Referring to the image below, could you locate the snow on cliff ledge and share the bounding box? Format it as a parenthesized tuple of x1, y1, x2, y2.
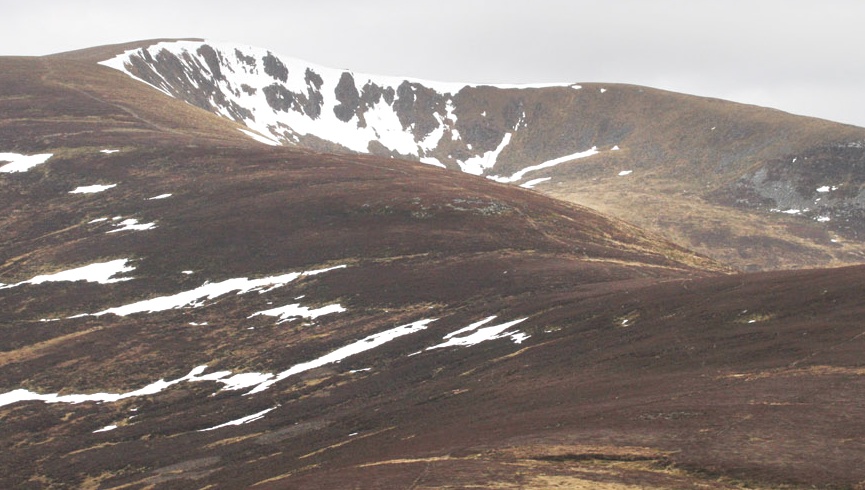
(99, 40, 576, 175)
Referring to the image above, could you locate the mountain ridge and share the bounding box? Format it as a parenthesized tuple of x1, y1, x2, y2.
(88, 39, 865, 271)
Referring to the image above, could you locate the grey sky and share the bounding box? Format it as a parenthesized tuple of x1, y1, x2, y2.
(2, 0, 864, 127)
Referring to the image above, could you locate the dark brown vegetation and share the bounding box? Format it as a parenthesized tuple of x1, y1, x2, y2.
(1, 45, 865, 489)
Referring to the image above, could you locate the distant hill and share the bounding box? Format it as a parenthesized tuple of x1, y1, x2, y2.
(71, 39, 865, 271)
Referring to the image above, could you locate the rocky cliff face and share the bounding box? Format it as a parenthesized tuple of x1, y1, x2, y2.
(102, 41, 506, 165)
(718, 142, 865, 238)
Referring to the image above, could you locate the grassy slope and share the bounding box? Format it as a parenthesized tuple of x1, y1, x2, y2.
(457, 83, 865, 271)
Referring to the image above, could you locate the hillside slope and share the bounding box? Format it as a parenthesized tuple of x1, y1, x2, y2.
(75, 39, 865, 271)
(2, 49, 865, 489)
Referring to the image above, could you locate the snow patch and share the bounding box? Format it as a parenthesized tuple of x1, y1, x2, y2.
(249, 302, 346, 324)
(0, 259, 134, 289)
(771, 208, 808, 215)
(426, 316, 529, 350)
(419, 157, 446, 168)
(106, 219, 156, 233)
(618, 170, 633, 176)
(513, 111, 527, 130)
(147, 193, 172, 200)
(93, 425, 118, 433)
(457, 133, 512, 175)
(70, 184, 116, 194)
(100, 149, 120, 154)
(215, 372, 272, 391)
(0, 152, 53, 173)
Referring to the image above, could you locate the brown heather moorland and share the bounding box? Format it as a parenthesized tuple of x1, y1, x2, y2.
(1, 43, 864, 488)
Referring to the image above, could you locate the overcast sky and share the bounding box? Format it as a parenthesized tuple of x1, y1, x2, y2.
(2, 0, 864, 127)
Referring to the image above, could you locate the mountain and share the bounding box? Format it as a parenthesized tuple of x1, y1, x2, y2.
(1, 41, 865, 488)
(65, 39, 865, 272)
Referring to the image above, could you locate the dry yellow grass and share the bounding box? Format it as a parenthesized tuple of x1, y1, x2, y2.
(0, 327, 103, 367)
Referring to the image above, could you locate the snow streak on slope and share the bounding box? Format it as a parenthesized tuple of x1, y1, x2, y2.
(70, 184, 117, 194)
(249, 302, 346, 324)
(245, 319, 436, 394)
(0, 365, 231, 406)
(489, 147, 600, 183)
(520, 177, 551, 189)
(0, 319, 436, 407)
(74, 265, 346, 317)
(0, 259, 135, 289)
(238, 128, 280, 146)
(199, 407, 278, 432)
